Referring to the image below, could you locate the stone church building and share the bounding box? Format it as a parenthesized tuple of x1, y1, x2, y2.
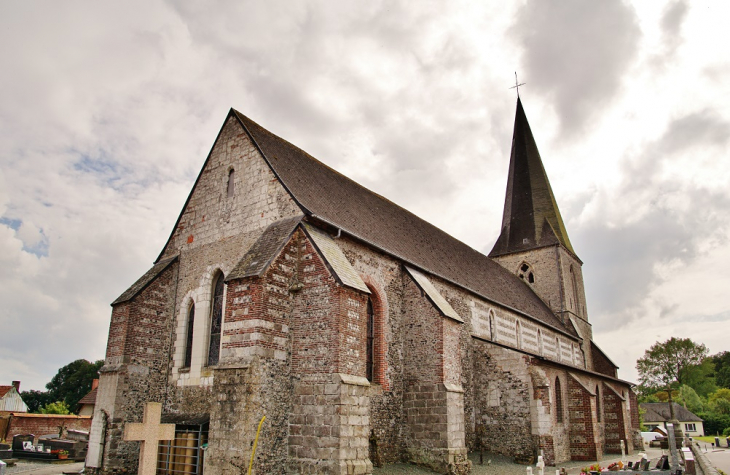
(87, 99, 639, 475)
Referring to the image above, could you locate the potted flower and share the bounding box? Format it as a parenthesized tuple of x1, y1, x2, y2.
(58, 450, 69, 460)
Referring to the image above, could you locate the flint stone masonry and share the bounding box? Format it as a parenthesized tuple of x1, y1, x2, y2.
(90, 105, 638, 475)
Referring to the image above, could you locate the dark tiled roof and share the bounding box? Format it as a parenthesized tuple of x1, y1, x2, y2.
(640, 402, 703, 422)
(78, 388, 97, 406)
(233, 110, 573, 336)
(226, 216, 302, 281)
(112, 256, 178, 305)
(0, 386, 12, 398)
(490, 98, 575, 257)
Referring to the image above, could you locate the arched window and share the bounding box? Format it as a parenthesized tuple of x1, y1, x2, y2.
(570, 265, 579, 314)
(596, 386, 602, 422)
(366, 297, 375, 382)
(489, 310, 496, 340)
(207, 272, 225, 366)
(555, 377, 563, 423)
(183, 303, 195, 368)
(518, 262, 535, 284)
(537, 329, 543, 354)
(515, 320, 522, 348)
(227, 168, 235, 198)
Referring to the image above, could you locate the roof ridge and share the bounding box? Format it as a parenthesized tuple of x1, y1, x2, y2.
(231, 110, 470, 241)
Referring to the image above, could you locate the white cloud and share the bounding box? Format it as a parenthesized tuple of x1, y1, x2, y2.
(0, 0, 729, 391)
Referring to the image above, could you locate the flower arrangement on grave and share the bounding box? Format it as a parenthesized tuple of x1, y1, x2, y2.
(57, 449, 69, 459)
(606, 461, 624, 471)
(579, 464, 603, 474)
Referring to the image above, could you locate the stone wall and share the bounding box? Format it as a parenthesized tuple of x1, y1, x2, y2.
(471, 341, 534, 464)
(568, 376, 598, 461)
(160, 116, 300, 260)
(92, 261, 179, 472)
(3, 414, 91, 441)
(602, 383, 626, 454)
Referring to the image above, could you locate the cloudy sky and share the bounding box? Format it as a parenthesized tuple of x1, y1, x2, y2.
(2, 0, 729, 391)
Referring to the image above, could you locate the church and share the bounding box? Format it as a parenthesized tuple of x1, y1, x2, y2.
(86, 99, 640, 475)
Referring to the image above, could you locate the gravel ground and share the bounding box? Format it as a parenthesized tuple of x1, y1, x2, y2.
(2, 460, 83, 475)
(374, 447, 669, 475)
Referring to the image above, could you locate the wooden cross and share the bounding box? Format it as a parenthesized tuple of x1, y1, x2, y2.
(509, 72, 526, 97)
(123, 402, 175, 475)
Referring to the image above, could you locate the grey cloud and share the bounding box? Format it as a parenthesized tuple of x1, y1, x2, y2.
(655, 0, 688, 66)
(510, 0, 641, 136)
(575, 107, 730, 330)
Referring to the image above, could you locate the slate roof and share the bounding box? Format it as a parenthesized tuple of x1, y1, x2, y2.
(78, 388, 97, 406)
(226, 216, 303, 281)
(112, 256, 178, 305)
(490, 98, 575, 258)
(232, 109, 575, 337)
(640, 402, 703, 422)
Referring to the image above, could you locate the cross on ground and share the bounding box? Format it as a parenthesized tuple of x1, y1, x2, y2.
(124, 402, 175, 475)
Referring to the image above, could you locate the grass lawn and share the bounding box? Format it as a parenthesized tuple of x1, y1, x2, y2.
(694, 435, 724, 443)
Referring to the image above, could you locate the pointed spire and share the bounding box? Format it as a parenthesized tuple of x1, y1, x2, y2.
(489, 98, 575, 257)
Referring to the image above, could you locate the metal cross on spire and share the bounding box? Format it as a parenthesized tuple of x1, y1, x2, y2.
(509, 72, 526, 97)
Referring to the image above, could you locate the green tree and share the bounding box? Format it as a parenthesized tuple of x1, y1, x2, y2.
(637, 337, 709, 420)
(708, 388, 730, 415)
(676, 385, 704, 414)
(40, 401, 71, 415)
(19, 389, 54, 413)
(45, 359, 104, 411)
(681, 358, 718, 397)
(712, 351, 730, 389)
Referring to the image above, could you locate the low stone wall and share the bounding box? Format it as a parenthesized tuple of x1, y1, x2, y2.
(3, 413, 92, 441)
(690, 442, 720, 475)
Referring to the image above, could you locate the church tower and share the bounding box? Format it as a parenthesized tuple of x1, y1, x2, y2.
(489, 98, 594, 365)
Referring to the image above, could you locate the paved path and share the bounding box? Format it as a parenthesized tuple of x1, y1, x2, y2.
(704, 447, 730, 474)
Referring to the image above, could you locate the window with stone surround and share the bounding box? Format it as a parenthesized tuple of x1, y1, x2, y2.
(366, 297, 374, 382)
(570, 265, 579, 315)
(363, 281, 388, 389)
(183, 303, 195, 368)
(207, 272, 225, 366)
(227, 168, 235, 198)
(555, 377, 563, 423)
(518, 262, 535, 284)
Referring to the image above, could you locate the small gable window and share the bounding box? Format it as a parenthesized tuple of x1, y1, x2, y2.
(227, 168, 235, 198)
(183, 303, 195, 368)
(518, 263, 535, 284)
(207, 272, 225, 366)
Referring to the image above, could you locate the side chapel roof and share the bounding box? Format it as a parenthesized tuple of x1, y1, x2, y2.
(231, 110, 574, 336)
(489, 98, 575, 258)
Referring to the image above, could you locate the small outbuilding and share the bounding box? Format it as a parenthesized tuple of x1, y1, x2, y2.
(640, 402, 704, 437)
(0, 381, 28, 414)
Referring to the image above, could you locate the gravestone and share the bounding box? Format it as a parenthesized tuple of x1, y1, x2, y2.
(640, 458, 651, 470)
(11, 435, 34, 453)
(655, 455, 670, 469)
(123, 402, 175, 475)
(0, 442, 11, 460)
